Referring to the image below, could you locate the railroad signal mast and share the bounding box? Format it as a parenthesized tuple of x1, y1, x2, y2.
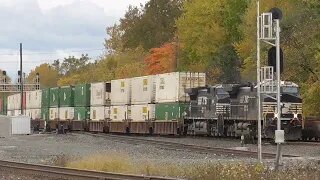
(257, 1, 284, 169)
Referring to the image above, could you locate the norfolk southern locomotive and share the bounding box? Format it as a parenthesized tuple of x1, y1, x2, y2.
(184, 81, 302, 140)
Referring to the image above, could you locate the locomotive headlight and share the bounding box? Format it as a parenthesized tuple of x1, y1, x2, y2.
(294, 113, 298, 119)
(274, 113, 278, 118)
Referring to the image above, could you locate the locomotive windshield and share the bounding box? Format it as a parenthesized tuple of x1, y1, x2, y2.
(282, 86, 299, 94)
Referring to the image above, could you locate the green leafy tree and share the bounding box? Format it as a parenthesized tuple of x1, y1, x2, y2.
(27, 63, 59, 88)
(176, 0, 247, 82)
(105, 0, 183, 52)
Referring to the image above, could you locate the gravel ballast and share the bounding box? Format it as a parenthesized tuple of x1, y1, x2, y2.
(0, 133, 318, 169)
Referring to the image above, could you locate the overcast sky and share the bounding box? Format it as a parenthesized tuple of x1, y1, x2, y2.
(0, 0, 148, 80)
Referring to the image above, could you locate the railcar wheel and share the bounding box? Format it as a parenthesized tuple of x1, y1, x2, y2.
(125, 127, 130, 134)
(149, 127, 153, 135)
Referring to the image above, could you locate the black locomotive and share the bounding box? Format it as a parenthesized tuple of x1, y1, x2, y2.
(184, 81, 302, 140)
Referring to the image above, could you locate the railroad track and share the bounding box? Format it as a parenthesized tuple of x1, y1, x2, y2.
(285, 141, 320, 146)
(83, 132, 298, 159)
(0, 160, 179, 180)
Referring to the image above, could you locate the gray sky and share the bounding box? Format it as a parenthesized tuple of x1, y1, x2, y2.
(0, 0, 148, 79)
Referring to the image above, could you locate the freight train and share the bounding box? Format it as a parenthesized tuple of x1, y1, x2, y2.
(0, 72, 308, 140)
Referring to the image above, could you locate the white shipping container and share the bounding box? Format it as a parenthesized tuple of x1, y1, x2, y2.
(59, 107, 74, 120)
(111, 78, 131, 105)
(91, 82, 110, 106)
(90, 106, 105, 121)
(131, 104, 155, 122)
(131, 76, 155, 104)
(26, 90, 42, 109)
(110, 105, 131, 122)
(155, 72, 206, 103)
(49, 108, 59, 120)
(11, 115, 31, 135)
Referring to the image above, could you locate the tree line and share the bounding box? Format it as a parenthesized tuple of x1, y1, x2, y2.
(24, 0, 320, 116)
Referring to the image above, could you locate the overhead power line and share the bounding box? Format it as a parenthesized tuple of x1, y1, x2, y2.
(0, 48, 105, 56)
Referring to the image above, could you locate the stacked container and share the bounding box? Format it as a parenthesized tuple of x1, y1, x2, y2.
(49, 87, 59, 120)
(74, 84, 90, 121)
(7, 93, 26, 116)
(130, 76, 155, 134)
(90, 82, 111, 121)
(26, 90, 42, 119)
(89, 82, 111, 132)
(41, 88, 50, 121)
(58, 86, 75, 120)
(73, 84, 90, 130)
(154, 72, 206, 134)
(109, 79, 132, 133)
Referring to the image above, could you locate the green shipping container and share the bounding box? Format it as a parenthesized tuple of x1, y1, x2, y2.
(74, 107, 90, 120)
(49, 87, 60, 107)
(41, 107, 49, 120)
(74, 84, 90, 107)
(0, 96, 7, 115)
(42, 88, 50, 108)
(59, 86, 75, 107)
(3, 96, 7, 115)
(155, 103, 188, 121)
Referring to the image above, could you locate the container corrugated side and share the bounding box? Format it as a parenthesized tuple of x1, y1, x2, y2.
(7, 95, 13, 110)
(59, 86, 75, 107)
(26, 90, 42, 109)
(49, 107, 59, 120)
(31, 109, 41, 119)
(90, 82, 106, 106)
(104, 106, 111, 119)
(155, 72, 206, 103)
(74, 84, 91, 107)
(131, 104, 155, 122)
(3, 96, 7, 115)
(74, 107, 90, 121)
(110, 105, 130, 122)
(26, 91, 31, 109)
(49, 87, 60, 107)
(41, 88, 50, 108)
(59, 107, 74, 120)
(110, 79, 131, 105)
(11, 116, 31, 135)
(25, 109, 31, 118)
(155, 102, 188, 121)
(131, 76, 155, 104)
(13, 93, 26, 110)
(90, 106, 105, 121)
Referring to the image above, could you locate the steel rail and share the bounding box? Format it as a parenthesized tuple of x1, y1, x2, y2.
(0, 160, 179, 180)
(84, 133, 299, 159)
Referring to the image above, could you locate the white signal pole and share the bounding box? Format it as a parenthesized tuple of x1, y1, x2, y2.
(275, 18, 282, 171)
(256, 0, 262, 162)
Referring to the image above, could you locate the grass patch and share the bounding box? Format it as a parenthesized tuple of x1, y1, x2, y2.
(66, 153, 320, 179)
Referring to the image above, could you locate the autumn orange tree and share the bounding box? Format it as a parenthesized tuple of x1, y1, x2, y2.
(144, 43, 176, 75)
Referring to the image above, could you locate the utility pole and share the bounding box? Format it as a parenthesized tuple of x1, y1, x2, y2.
(20, 43, 23, 115)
